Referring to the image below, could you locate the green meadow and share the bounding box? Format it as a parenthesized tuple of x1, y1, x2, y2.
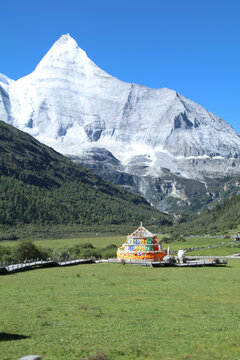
(1, 234, 238, 253)
(186, 244, 240, 256)
(0, 234, 125, 251)
(1, 260, 240, 360)
(2, 233, 240, 264)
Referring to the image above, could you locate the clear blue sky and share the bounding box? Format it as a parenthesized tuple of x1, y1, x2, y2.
(1, 0, 240, 132)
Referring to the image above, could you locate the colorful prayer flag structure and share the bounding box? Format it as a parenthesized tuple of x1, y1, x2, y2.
(117, 224, 167, 262)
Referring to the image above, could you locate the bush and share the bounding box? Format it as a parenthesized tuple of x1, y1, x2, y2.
(0, 245, 13, 263)
(0, 240, 52, 264)
(80, 248, 101, 259)
(101, 249, 117, 259)
(80, 243, 95, 249)
(161, 236, 171, 243)
(104, 244, 118, 250)
(13, 239, 50, 261)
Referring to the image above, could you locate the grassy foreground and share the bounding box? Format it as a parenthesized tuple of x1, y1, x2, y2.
(1, 261, 240, 360)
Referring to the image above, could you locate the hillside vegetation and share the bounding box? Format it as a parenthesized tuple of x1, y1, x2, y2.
(171, 193, 240, 235)
(0, 120, 172, 234)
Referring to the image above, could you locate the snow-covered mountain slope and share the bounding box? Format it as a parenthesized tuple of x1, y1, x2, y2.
(0, 74, 13, 123)
(2, 34, 240, 212)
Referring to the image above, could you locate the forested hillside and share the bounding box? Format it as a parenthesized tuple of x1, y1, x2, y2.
(171, 193, 240, 235)
(0, 121, 172, 230)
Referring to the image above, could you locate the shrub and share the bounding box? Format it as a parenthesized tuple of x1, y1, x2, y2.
(0, 245, 13, 263)
(80, 243, 95, 249)
(161, 236, 171, 243)
(81, 248, 101, 259)
(13, 239, 50, 261)
(104, 244, 118, 250)
(101, 249, 117, 259)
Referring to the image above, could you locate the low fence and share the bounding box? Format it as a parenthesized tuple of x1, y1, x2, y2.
(0, 258, 95, 275)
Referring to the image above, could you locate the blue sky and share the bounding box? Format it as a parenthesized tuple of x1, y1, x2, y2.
(1, 0, 240, 132)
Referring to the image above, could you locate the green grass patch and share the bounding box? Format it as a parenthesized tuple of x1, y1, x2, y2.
(0, 235, 125, 250)
(0, 234, 228, 251)
(187, 244, 240, 256)
(1, 261, 240, 359)
(165, 236, 224, 248)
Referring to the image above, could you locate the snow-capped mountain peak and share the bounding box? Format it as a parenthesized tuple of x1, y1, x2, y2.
(1, 34, 240, 212)
(36, 34, 87, 68)
(4, 34, 240, 158)
(35, 33, 110, 82)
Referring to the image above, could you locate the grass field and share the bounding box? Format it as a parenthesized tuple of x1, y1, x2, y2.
(0, 235, 125, 251)
(0, 234, 235, 251)
(187, 245, 240, 256)
(1, 234, 240, 262)
(1, 260, 240, 360)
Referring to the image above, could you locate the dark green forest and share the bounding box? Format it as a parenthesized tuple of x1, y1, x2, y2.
(0, 121, 172, 234)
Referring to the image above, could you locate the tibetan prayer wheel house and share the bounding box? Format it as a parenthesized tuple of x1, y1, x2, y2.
(117, 224, 167, 262)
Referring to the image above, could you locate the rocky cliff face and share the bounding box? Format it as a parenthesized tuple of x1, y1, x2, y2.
(1, 34, 240, 213)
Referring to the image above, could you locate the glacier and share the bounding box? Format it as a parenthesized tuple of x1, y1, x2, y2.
(1, 34, 240, 213)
